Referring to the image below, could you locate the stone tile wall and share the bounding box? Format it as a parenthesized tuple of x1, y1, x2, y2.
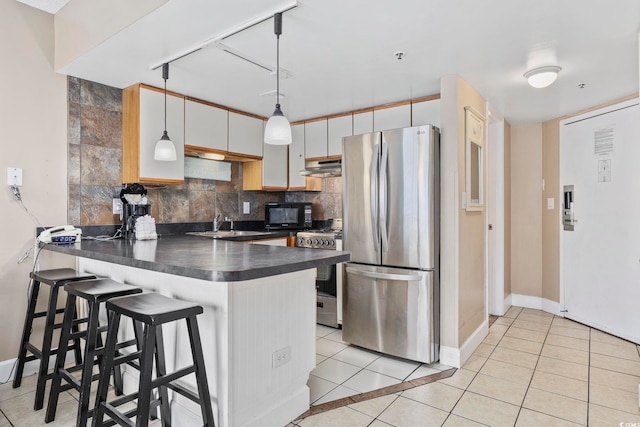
(67, 76, 342, 226)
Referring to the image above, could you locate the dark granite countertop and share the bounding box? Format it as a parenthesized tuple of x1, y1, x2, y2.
(42, 234, 350, 282)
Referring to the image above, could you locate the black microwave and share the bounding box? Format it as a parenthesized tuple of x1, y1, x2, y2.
(264, 203, 312, 230)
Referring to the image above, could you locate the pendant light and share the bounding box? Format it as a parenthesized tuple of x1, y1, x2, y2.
(154, 62, 177, 161)
(264, 12, 292, 145)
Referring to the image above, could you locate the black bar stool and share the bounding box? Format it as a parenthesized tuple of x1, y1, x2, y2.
(13, 268, 96, 410)
(45, 278, 143, 427)
(93, 292, 215, 427)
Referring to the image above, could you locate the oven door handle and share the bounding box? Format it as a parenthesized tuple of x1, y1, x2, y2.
(346, 266, 422, 282)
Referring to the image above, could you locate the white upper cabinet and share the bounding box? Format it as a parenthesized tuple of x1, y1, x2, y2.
(411, 98, 441, 128)
(184, 99, 228, 151)
(228, 112, 264, 158)
(262, 143, 288, 188)
(304, 119, 328, 159)
(289, 124, 306, 189)
(327, 115, 352, 157)
(353, 110, 373, 135)
(373, 104, 411, 131)
(123, 85, 185, 184)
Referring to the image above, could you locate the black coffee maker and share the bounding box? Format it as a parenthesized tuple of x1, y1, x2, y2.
(120, 184, 151, 237)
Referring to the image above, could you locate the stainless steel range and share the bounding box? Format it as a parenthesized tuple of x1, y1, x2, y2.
(296, 227, 343, 328)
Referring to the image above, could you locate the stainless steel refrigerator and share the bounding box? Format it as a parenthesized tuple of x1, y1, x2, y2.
(342, 125, 439, 363)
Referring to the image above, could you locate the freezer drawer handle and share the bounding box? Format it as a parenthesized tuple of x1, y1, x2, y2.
(346, 266, 423, 282)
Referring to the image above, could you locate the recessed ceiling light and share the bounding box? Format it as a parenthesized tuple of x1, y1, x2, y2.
(524, 65, 562, 88)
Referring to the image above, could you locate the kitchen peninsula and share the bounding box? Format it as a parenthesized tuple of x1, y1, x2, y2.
(43, 235, 350, 427)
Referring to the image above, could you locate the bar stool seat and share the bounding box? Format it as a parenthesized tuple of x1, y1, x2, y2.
(13, 268, 96, 410)
(93, 292, 215, 427)
(45, 278, 143, 427)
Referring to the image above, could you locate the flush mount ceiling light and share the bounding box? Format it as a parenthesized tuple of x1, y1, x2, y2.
(264, 12, 292, 145)
(524, 65, 562, 89)
(154, 63, 177, 161)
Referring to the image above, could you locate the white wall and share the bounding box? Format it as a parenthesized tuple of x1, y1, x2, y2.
(0, 0, 72, 363)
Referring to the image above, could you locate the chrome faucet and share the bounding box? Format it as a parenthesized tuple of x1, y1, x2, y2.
(213, 214, 234, 231)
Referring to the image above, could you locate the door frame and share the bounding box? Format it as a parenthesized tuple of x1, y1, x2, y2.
(485, 102, 506, 316)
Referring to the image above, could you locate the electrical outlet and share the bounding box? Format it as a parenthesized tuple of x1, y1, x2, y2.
(113, 198, 123, 215)
(7, 167, 22, 186)
(272, 346, 291, 368)
(243, 201, 250, 214)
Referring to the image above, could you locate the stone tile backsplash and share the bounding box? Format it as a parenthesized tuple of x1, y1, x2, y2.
(67, 76, 343, 226)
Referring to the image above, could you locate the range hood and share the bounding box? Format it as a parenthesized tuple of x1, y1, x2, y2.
(300, 159, 342, 177)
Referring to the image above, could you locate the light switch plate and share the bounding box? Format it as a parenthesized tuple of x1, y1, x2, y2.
(243, 201, 250, 214)
(113, 198, 123, 214)
(547, 197, 554, 210)
(7, 167, 22, 186)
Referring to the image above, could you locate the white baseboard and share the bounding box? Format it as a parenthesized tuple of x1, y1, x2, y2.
(0, 350, 77, 384)
(440, 319, 489, 368)
(503, 294, 512, 314)
(510, 294, 562, 316)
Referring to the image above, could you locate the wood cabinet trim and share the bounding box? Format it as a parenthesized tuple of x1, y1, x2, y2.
(411, 94, 441, 103)
(373, 100, 412, 111)
(122, 84, 141, 183)
(138, 83, 185, 99)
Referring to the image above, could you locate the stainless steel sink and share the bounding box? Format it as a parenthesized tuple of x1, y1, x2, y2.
(187, 230, 274, 239)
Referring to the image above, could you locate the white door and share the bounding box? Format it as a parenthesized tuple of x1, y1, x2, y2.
(560, 99, 640, 342)
(486, 104, 506, 316)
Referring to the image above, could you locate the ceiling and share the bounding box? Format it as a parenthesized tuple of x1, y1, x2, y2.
(52, 0, 640, 124)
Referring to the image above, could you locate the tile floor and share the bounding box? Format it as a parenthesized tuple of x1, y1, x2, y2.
(289, 307, 640, 426)
(2, 307, 640, 426)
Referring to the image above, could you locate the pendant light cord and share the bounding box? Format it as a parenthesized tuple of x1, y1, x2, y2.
(162, 63, 169, 133)
(274, 12, 282, 108)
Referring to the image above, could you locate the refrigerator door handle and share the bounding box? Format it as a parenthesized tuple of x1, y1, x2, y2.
(379, 142, 389, 252)
(370, 143, 380, 252)
(346, 266, 423, 282)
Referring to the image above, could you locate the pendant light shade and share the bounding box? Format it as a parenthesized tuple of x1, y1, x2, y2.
(264, 12, 292, 145)
(154, 63, 177, 161)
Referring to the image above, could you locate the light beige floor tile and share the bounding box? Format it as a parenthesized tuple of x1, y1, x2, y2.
(590, 353, 640, 376)
(518, 312, 553, 325)
(589, 402, 640, 427)
(471, 343, 494, 358)
(521, 308, 554, 317)
(308, 374, 339, 403)
(406, 365, 442, 381)
(437, 369, 477, 390)
(452, 392, 519, 427)
(348, 394, 398, 419)
(516, 408, 583, 427)
(548, 324, 590, 340)
(523, 388, 587, 425)
(462, 355, 487, 372)
(401, 382, 464, 412)
(0, 411, 9, 427)
(442, 414, 486, 426)
(551, 317, 589, 331)
(591, 340, 640, 361)
(590, 328, 636, 347)
(298, 406, 374, 427)
(590, 383, 640, 416)
(482, 331, 503, 346)
(511, 318, 551, 333)
(536, 356, 588, 381)
(314, 384, 360, 406)
(467, 372, 528, 406)
(504, 306, 522, 318)
(545, 333, 589, 352)
(505, 326, 547, 343)
(0, 392, 78, 427)
(488, 324, 509, 335)
(489, 346, 539, 369)
(529, 370, 588, 401)
(492, 317, 514, 327)
(479, 359, 534, 385)
(590, 366, 640, 394)
(497, 335, 543, 355)
(541, 343, 589, 365)
(0, 373, 38, 403)
(378, 395, 449, 427)
(369, 420, 394, 427)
